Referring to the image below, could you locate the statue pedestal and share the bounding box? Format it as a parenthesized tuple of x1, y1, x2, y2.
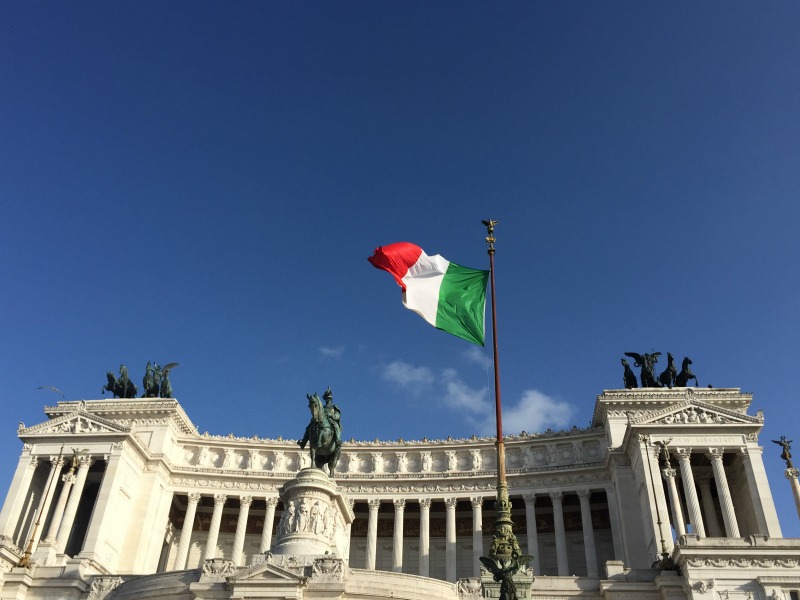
(271, 468, 354, 560)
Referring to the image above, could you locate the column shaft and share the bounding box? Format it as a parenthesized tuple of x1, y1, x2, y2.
(174, 493, 200, 570)
(232, 496, 252, 566)
(697, 477, 722, 537)
(259, 498, 278, 553)
(0, 452, 37, 539)
(551, 492, 569, 576)
(787, 469, 800, 521)
(662, 469, 686, 537)
(604, 486, 625, 561)
(471, 497, 483, 577)
(741, 446, 782, 536)
(56, 457, 92, 554)
(392, 499, 405, 572)
(523, 495, 541, 574)
(709, 450, 740, 537)
(203, 494, 227, 561)
(419, 499, 430, 577)
(80, 450, 125, 561)
(677, 450, 706, 537)
(31, 458, 64, 551)
(445, 498, 457, 583)
(578, 490, 598, 578)
(365, 499, 379, 570)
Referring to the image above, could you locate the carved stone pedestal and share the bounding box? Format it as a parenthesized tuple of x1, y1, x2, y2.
(270, 467, 354, 560)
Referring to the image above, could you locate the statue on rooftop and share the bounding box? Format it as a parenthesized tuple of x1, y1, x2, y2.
(142, 362, 160, 397)
(624, 352, 662, 388)
(659, 353, 677, 388)
(159, 363, 179, 398)
(621, 359, 638, 389)
(675, 356, 698, 387)
(102, 365, 138, 398)
(299, 387, 342, 477)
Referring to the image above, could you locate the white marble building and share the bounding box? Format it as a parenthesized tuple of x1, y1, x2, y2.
(1, 387, 800, 599)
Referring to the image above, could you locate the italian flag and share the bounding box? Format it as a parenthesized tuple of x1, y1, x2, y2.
(368, 242, 489, 346)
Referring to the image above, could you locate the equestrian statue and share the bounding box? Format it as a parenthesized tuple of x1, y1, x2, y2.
(102, 364, 138, 398)
(299, 387, 342, 477)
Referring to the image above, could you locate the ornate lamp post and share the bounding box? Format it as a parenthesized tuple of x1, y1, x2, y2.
(479, 220, 530, 600)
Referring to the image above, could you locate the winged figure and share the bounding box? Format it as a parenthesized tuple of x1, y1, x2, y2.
(624, 352, 662, 388)
(479, 553, 533, 600)
(772, 436, 793, 467)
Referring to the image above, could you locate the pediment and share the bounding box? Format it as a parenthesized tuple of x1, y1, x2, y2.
(19, 411, 131, 436)
(630, 400, 761, 426)
(232, 555, 307, 582)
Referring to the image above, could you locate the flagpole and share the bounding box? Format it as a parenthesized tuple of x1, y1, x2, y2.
(482, 219, 523, 571)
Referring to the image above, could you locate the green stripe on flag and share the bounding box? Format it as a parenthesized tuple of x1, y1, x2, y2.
(434, 262, 490, 346)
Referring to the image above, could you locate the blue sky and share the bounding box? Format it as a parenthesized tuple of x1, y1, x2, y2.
(1, 1, 799, 538)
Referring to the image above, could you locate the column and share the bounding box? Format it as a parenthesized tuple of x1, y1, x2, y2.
(445, 498, 457, 582)
(740, 446, 782, 536)
(31, 456, 65, 551)
(577, 490, 598, 578)
(203, 494, 227, 561)
(676, 449, 706, 537)
(603, 485, 624, 561)
(0, 451, 37, 539)
(696, 475, 722, 537)
(418, 498, 431, 577)
(232, 495, 252, 566)
(662, 468, 686, 537)
(42, 470, 75, 544)
(174, 493, 201, 570)
(79, 448, 126, 560)
(392, 499, 405, 573)
(550, 492, 569, 576)
(259, 497, 278, 553)
(365, 499, 380, 570)
(786, 468, 800, 521)
(56, 455, 92, 554)
(471, 497, 483, 577)
(641, 439, 673, 553)
(708, 449, 740, 537)
(523, 494, 541, 574)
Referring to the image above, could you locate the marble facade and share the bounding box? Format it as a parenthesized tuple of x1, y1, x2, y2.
(0, 388, 798, 599)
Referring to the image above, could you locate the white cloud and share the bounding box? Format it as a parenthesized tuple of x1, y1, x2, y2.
(441, 368, 491, 415)
(380, 359, 576, 437)
(382, 360, 434, 392)
(462, 346, 493, 369)
(500, 389, 575, 436)
(319, 346, 345, 359)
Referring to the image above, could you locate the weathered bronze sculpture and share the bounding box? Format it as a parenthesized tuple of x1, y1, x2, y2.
(773, 436, 793, 469)
(659, 353, 677, 388)
(624, 352, 662, 387)
(102, 365, 138, 398)
(621, 359, 638, 389)
(480, 551, 531, 600)
(675, 357, 698, 387)
(142, 362, 160, 397)
(299, 387, 342, 477)
(160, 363, 178, 398)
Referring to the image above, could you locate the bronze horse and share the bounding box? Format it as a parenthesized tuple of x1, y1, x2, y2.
(298, 393, 341, 477)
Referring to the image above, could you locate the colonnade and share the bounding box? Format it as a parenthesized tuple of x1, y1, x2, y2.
(652, 446, 781, 541)
(167, 488, 620, 581)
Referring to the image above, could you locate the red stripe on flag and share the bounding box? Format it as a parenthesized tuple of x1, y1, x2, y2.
(368, 242, 423, 292)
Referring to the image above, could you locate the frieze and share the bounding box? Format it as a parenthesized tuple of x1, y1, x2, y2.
(88, 577, 123, 599)
(685, 557, 800, 569)
(628, 400, 760, 426)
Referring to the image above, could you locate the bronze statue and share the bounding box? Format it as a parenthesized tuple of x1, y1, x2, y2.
(675, 357, 698, 387)
(621, 359, 638, 389)
(480, 551, 532, 600)
(299, 388, 342, 477)
(659, 353, 677, 388)
(773, 436, 793, 468)
(142, 362, 160, 397)
(159, 363, 179, 398)
(624, 352, 662, 388)
(102, 365, 137, 398)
